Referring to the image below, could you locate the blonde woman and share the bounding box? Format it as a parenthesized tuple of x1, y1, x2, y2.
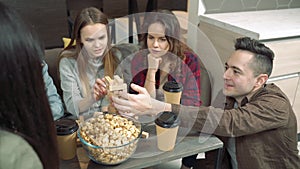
(59, 7, 119, 117)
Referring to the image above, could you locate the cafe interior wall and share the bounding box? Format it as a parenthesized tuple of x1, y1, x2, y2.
(103, 0, 187, 18)
(0, 0, 69, 49)
(201, 0, 300, 14)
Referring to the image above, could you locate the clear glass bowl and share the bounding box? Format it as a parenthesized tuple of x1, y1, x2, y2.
(77, 114, 141, 165)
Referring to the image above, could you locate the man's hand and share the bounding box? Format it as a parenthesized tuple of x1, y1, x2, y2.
(112, 84, 152, 115)
(112, 83, 169, 116)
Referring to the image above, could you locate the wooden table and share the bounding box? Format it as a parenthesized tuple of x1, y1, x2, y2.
(60, 131, 223, 169)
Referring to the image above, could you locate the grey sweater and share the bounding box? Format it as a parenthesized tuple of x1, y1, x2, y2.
(59, 56, 109, 117)
(59, 44, 140, 117)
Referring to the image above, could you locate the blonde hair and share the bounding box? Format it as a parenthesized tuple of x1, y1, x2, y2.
(59, 7, 119, 96)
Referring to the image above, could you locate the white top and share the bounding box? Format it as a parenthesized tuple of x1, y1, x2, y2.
(199, 8, 300, 40)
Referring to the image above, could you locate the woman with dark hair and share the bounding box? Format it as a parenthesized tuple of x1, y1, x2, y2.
(131, 9, 201, 106)
(59, 7, 120, 117)
(130, 9, 202, 169)
(0, 2, 59, 169)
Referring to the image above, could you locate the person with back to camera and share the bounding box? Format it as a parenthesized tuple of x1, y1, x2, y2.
(59, 7, 121, 118)
(112, 37, 300, 169)
(129, 9, 202, 168)
(0, 2, 59, 169)
(42, 61, 65, 120)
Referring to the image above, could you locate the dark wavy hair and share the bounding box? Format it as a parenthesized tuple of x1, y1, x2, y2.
(235, 37, 274, 77)
(0, 2, 59, 169)
(139, 9, 185, 60)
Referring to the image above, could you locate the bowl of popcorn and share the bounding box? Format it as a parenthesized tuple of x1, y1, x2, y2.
(78, 112, 142, 165)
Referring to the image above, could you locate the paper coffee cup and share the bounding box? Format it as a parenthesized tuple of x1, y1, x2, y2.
(163, 81, 183, 104)
(55, 118, 79, 160)
(155, 111, 180, 151)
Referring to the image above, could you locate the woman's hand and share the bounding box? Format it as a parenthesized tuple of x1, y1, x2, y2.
(147, 53, 162, 71)
(93, 78, 107, 101)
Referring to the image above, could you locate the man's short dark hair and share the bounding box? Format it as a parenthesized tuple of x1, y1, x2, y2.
(235, 37, 274, 77)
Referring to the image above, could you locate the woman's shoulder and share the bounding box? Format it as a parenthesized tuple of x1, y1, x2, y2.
(183, 50, 198, 58)
(60, 55, 77, 66)
(183, 50, 200, 64)
(0, 130, 43, 169)
(59, 57, 77, 77)
(60, 49, 76, 61)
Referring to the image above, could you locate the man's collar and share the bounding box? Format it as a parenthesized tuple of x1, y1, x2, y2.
(226, 84, 267, 107)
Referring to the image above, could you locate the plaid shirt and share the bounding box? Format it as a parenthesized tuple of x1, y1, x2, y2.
(130, 51, 201, 106)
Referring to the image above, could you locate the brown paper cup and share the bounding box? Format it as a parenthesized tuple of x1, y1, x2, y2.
(163, 81, 183, 104)
(155, 111, 180, 151)
(164, 91, 182, 104)
(156, 125, 179, 151)
(57, 132, 77, 160)
(55, 118, 78, 160)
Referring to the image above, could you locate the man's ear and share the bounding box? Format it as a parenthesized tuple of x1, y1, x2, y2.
(255, 74, 269, 87)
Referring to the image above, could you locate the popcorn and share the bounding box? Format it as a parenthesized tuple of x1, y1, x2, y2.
(79, 112, 141, 165)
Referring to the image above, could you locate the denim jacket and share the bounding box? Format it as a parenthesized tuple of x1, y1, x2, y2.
(43, 62, 64, 120)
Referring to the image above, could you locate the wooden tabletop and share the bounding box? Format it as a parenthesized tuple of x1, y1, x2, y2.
(60, 131, 223, 169)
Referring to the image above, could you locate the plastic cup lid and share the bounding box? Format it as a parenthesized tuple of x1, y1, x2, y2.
(55, 118, 78, 135)
(155, 111, 180, 128)
(162, 81, 183, 92)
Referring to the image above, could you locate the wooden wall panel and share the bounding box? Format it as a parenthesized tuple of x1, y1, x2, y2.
(265, 38, 300, 77)
(103, 0, 187, 18)
(270, 77, 299, 106)
(67, 0, 104, 21)
(198, 21, 244, 64)
(2, 0, 69, 49)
